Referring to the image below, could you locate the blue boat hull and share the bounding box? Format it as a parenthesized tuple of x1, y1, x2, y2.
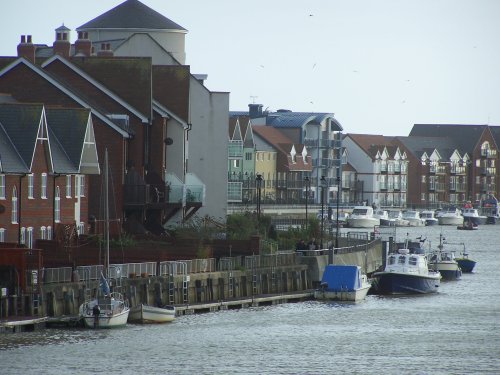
(439, 268, 462, 281)
(456, 259, 476, 273)
(373, 272, 440, 295)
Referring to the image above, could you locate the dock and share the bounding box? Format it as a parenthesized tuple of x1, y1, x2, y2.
(0, 317, 48, 333)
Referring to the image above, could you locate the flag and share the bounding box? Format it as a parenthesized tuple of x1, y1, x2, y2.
(100, 272, 110, 296)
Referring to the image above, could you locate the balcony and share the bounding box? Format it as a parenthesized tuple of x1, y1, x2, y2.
(379, 182, 387, 190)
(450, 166, 466, 174)
(481, 167, 496, 176)
(228, 141, 243, 158)
(449, 183, 466, 192)
(429, 182, 446, 192)
(303, 138, 319, 147)
(481, 149, 497, 158)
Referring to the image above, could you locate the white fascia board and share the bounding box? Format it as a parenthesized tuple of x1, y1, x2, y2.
(153, 100, 188, 129)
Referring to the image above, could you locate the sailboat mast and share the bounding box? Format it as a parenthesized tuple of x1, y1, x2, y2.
(104, 149, 109, 278)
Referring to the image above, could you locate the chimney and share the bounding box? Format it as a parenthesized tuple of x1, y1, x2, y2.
(53, 25, 71, 58)
(97, 43, 114, 57)
(75, 31, 92, 57)
(17, 35, 35, 63)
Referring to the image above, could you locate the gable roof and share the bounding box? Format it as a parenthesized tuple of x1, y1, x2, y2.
(42, 55, 151, 123)
(0, 118, 28, 174)
(345, 133, 397, 159)
(0, 103, 43, 169)
(396, 136, 461, 161)
(409, 124, 489, 155)
(77, 0, 186, 31)
(45, 107, 90, 172)
(0, 58, 130, 138)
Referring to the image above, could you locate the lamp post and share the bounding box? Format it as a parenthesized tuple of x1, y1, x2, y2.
(320, 175, 326, 249)
(335, 175, 341, 249)
(304, 176, 310, 230)
(256, 174, 263, 222)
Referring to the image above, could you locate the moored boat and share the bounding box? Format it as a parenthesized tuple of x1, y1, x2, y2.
(80, 292, 130, 328)
(420, 210, 439, 226)
(386, 209, 410, 227)
(347, 206, 380, 228)
(437, 207, 464, 226)
(455, 253, 477, 273)
(373, 209, 390, 227)
(402, 210, 426, 227)
(462, 208, 487, 226)
(427, 235, 462, 281)
(373, 248, 441, 295)
(128, 304, 176, 324)
(314, 265, 371, 302)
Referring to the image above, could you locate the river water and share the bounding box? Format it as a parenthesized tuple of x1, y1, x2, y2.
(0, 225, 499, 374)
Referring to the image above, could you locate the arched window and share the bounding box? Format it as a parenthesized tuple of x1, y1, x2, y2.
(11, 186, 18, 224)
(27, 227, 33, 248)
(40, 226, 47, 240)
(20, 227, 26, 244)
(55, 186, 61, 223)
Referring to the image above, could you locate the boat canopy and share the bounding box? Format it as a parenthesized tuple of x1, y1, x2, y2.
(320, 265, 363, 292)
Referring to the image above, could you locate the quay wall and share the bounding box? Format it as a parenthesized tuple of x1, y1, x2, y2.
(2, 240, 383, 320)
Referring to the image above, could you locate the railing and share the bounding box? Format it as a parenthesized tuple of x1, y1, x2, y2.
(41, 267, 73, 283)
(481, 167, 496, 176)
(228, 141, 243, 158)
(111, 262, 157, 277)
(481, 149, 497, 158)
(76, 265, 104, 281)
(451, 166, 466, 174)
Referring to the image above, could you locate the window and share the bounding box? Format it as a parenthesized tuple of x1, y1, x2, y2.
(421, 193, 426, 201)
(0, 174, 5, 199)
(20, 227, 26, 244)
(398, 256, 406, 265)
(233, 160, 240, 168)
(78, 175, 85, 197)
(66, 175, 72, 198)
(421, 175, 426, 183)
(40, 226, 47, 240)
(41, 173, 47, 199)
(409, 257, 417, 266)
(26, 227, 33, 248)
(77, 222, 85, 235)
(55, 187, 61, 222)
(11, 186, 18, 223)
(0, 228, 5, 242)
(47, 226, 52, 240)
(28, 174, 34, 198)
(245, 152, 253, 161)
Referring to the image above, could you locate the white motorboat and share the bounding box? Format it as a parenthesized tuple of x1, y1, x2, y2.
(347, 206, 380, 228)
(437, 207, 464, 226)
(373, 247, 441, 295)
(314, 265, 371, 302)
(386, 209, 410, 227)
(402, 210, 426, 227)
(128, 304, 176, 324)
(420, 210, 439, 226)
(461, 208, 487, 226)
(373, 209, 390, 226)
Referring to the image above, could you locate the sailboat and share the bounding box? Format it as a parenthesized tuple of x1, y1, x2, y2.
(79, 150, 130, 328)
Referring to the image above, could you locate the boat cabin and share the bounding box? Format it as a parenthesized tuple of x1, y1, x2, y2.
(386, 249, 429, 275)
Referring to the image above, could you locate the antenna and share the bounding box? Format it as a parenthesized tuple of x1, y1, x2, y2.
(250, 95, 258, 104)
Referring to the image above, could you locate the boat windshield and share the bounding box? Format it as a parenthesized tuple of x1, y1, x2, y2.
(352, 209, 368, 215)
(388, 255, 396, 265)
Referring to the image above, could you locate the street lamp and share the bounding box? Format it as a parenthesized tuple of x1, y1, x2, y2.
(304, 176, 310, 230)
(320, 175, 326, 249)
(335, 175, 341, 249)
(256, 174, 263, 221)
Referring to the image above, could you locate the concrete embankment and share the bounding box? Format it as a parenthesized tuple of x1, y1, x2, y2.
(1, 239, 383, 328)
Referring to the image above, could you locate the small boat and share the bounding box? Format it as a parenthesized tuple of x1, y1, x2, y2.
(373, 209, 390, 227)
(373, 247, 441, 295)
(386, 209, 410, 227)
(420, 210, 439, 226)
(128, 304, 176, 324)
(314, 265, 371, 302)
(427, 234, 462, 281)
(457, 222, 478, 230)
(402, 210, 426, 227)
(455, 252, 477, 273)
(80, 291, 130, 328)
(437, 207, 464, 226)
(462, 208, 487, 226)
(480, 194, 499, 224)
(347, 206, 380, 228)
(79, 150, 130, 328)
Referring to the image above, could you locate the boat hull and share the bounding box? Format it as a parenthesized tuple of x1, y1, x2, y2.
(425, 219, 439, 226)
(463, 216, 487, 226)
(82, 308, 129, 328)
(438, 216, 464, 226)
(429, 262, 462, 281)
(128, 304, 176, 324)
(79, 294, 130, 328)
(347, 218, 380, 228)
(456, 258, 476, 273)
(373, 272, 441, 295)
(314, 284, 371, 302)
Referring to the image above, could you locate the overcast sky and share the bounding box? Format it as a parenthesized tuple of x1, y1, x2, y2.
(1, 0, 499, 135)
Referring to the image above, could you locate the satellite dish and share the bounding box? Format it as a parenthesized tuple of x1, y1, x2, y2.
(164, 137, 173, 145)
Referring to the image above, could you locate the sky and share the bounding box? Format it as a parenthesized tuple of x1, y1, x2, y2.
(1, 0, 500, 136)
